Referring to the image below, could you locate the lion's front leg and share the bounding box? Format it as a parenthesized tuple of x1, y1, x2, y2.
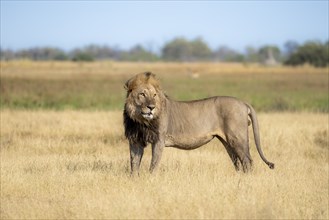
(150, 141, 165, 174)
(129, 143, 145, 175)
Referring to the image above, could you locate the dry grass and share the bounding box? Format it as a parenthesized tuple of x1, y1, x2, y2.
(1, 110, 328, 219)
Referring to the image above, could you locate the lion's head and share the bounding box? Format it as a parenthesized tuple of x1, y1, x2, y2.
(123, 72, 164, 145)
(124, 72, 163, 123)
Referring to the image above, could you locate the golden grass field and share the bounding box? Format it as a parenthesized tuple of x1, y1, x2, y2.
(0, 61, 328, 219)
(1, 110, 328, 219)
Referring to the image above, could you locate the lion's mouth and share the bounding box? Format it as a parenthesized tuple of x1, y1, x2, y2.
(141, 112, 154, 120)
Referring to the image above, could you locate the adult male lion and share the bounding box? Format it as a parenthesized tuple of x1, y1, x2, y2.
(123, 72, 274, 174)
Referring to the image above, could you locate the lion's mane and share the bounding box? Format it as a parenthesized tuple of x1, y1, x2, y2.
(123, 109, 159, 146)
(123, 72, 162, 146)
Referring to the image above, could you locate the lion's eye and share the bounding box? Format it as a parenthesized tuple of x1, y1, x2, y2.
(139, 93, 146, 97)
(153, 94, 157, 97)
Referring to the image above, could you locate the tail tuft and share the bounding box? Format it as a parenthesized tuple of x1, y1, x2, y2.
(268, 162, 275, 169)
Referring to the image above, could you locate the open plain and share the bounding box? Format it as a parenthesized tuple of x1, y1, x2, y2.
(0, 61, 328, 219)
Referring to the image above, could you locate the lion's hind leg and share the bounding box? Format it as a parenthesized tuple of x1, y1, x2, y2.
(237, 150, 253, 173)
(217, 136, 241, 171)
(222, 132, 253, 173)
(229, 138, 253, 173)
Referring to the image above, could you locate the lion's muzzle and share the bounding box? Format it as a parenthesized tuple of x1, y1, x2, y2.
(141, 105, 156, 120)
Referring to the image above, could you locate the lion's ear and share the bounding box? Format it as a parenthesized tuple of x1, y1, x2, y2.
(144, 72, 160, 90)
(144, 72, 155, 79)
(124, 79, 132, 92)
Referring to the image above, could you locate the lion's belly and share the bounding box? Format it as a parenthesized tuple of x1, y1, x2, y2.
(164, 133, 216, 150)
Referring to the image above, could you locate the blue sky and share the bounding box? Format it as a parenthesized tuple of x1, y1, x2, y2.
(1, 1, 328, 52)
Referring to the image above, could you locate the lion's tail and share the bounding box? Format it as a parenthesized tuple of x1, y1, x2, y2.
(246, 103, 275, 169)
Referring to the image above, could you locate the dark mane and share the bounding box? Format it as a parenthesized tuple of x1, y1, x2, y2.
(123, 108, 160, 147)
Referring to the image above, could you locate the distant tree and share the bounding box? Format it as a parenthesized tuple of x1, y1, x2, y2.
(7, 47, 68, 61)
(0, 49, 15, 60)
(122, 45, 159, 61)
(162, 37, 212, 61)
(214, 46, 244, 62)
(53, 52, 69, 61)
(162, 38, 191, 61)
(244, 46, 259, 63)
(2, 38, 327, 65)
(72, 44, 122, 60)
(71, 49, 94, 62)
(190, 38, 212, 61)
(284, 41, 328, 67)
(284, 40, 299, 56)
(258, 45, 281, 64)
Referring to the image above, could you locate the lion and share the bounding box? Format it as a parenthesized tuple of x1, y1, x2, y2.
(123, 72, 274, 174)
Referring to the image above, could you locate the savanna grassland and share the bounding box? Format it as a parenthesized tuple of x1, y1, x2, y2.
(1, 61, 328, 111)
(1, 61, 328, 219)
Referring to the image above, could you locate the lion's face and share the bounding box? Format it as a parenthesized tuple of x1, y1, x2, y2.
(125, 72, 163, 123)
(127, 84, 160, 121)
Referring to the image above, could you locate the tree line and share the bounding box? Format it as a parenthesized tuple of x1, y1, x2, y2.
(1, 37, 328, 67)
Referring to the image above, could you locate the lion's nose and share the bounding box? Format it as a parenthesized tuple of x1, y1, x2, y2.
(147, 105, 155, 111)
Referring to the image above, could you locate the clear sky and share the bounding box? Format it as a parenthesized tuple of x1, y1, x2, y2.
(1, 1, 328, 52)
